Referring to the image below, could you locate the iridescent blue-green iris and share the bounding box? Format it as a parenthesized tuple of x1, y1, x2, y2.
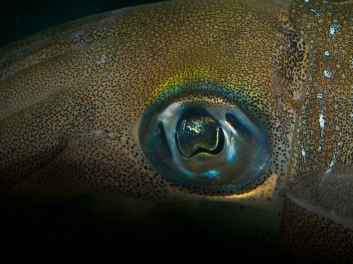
(139, 83, 271, 194)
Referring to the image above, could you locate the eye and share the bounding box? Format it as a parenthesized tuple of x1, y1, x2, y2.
(138, 87, 271, 195)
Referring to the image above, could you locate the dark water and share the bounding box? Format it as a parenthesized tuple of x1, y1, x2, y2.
(0, 0, 167, 48)
(0, 0, 300, 261)
(3, 194, 298, 262)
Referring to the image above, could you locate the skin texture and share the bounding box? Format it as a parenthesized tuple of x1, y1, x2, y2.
(281, 1, 353, 262)
(0, 0, 352, 262)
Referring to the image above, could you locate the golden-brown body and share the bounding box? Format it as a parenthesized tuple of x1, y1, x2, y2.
(0, 0, 352, 262)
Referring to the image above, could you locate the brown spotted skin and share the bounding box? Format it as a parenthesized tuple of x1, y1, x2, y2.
(0, 0, 352, 262)
(1, 0, 300, 206)
(280, 198, 353, 263)
(279, 0, 353, 262)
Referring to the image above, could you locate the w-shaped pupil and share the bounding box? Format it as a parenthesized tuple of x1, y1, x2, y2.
(176, 115, 224, 158)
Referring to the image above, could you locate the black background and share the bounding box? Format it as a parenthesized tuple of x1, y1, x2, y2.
(0, 0, 167, 47)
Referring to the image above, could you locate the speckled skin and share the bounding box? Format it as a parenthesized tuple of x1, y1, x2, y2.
(0, 0, 352, 262)
(1, 0, 300, 206)
(281, 0, 353, 262)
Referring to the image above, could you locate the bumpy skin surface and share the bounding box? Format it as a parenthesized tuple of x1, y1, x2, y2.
(0, 0, 352, 262)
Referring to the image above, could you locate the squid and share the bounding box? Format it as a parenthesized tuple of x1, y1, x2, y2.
(0, 0, 352, 261)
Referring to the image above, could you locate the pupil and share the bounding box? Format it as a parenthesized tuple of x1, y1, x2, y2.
(176, 115, 224, 158)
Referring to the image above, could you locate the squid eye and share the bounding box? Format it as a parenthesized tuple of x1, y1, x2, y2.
(138, 101, 271, 195)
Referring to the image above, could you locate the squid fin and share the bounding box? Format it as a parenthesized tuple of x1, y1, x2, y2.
(286, 164, 353, 229)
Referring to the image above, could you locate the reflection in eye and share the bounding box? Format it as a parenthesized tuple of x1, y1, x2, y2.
(138, 100, 271, 195)
(175, 110, 224, 158)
